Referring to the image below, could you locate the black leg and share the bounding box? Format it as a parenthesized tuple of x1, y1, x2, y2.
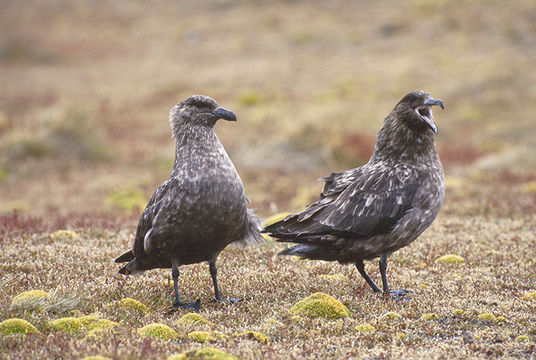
(355, 259, 382, 293)
(209, 260, 243, 304)
(379, 255, 390, 295)
(379, 255, 410, 299)
(209, 261, 222, 301)
(171, 261, 201, 311)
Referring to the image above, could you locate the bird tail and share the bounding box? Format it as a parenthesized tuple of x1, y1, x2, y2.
(115, 250, 134, 263)
(233, 209, 265, 248)
(278, 244, 340, 261)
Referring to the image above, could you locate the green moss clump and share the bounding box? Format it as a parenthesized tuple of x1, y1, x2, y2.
(177, 313, 211, 325)
(515, 335, 529, 342)
(80, 357, 113, 360)
(50, 230, 79, 240)
(168, 347, 238, 360)
(521, 291, 536, 300)
(234, 330, 270, 343)
(288, 292, 351, 319)
(452, 308, 467, 316)
(420, 313, 439, 321)
(48, 317, 83, 334)
(0, 318, 40, 336)
(318, 273, 348, 282)
(435, 254, 465, 264)
(478, 313, 498, 322)
(137, 323, 177, 340)
(80, 317, 118, 331)
(118, 298, 149, 313)
(355, 323, 376, 334)
(188, 331, 215, 343)
(380, 312, 403, 321)
(11, 290, 49, 309)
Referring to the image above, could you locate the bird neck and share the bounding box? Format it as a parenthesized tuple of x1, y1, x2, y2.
(170, 123, 221, 177)
(371, 115, 438, 165)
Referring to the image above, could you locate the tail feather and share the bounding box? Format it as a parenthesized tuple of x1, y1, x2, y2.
(278, 244, 340, 261)
(233, 209, 265, 248)
(115, 250, 134, 263)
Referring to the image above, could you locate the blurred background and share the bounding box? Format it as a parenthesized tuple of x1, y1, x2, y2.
(1, 0, 534, 229)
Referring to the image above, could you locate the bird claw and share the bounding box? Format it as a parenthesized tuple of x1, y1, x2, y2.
(387, 289, 411, 300)
(171, 299, 201, 311)
(212, 298, 244, 304)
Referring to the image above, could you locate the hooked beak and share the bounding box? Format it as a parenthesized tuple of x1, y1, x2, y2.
(416, 98, 444, 134)
(211, 107, 237, 121)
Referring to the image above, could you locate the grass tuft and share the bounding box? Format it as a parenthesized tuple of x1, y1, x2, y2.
(288, 292, 352, 319)
(0, 318, 40, 336)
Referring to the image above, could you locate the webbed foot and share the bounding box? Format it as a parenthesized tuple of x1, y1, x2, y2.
(172, 299, 201, 311)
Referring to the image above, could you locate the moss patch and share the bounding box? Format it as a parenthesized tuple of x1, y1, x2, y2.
(188, 331, 216, 343)
(380, 312, 403, 321)
(0, 318, 39, 336)
(80, 357, 113, 360)
(79, 316, 118, 331)
(420, 313, 439, 321)
(11, 290, 49, 309)
(50, 229, 80, 240)
(137, 323, 177, 340)
(288, 292, 351, 319)
(177, 313, 211, 325)
(48, 317, 83, 334)
(168, 347, 238, 360)
(435, 254, 465, 264)
(118, 297, 149, 313)
(521, 291, 536, 300)
(478, 313, 499, 322)
(355, 323, 376, 334)
(318, 273, 348, 281)
(234, 330, 270, 343)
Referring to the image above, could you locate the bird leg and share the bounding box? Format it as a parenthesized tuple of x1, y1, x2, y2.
(379, 255, 410, 299)
(171, 262, 201, 311)
(209, 261, 242, 304)
(355, 259, 382, 293)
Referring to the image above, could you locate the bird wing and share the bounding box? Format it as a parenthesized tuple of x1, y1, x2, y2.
(131, 178, 179, 258)
(265, 164, 419, 239)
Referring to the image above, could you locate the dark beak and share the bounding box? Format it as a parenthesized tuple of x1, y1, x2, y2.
(424, 98, 444, 109)
(211, 107, 237, 121)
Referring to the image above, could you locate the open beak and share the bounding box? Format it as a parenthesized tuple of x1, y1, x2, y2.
(211, 107, 237, 121)
(416, 98, 444, 134)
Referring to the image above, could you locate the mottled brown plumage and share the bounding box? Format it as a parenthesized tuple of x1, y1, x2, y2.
(264, 91, 445, 298)
(115, 95, 263, 310)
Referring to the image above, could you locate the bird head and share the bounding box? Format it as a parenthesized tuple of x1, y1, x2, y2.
(394, 91, 444, 134)
(169, 95, 237, 136)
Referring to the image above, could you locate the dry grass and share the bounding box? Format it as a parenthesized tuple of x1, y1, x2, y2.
(1, 0, 536, 358)
(0, 212, 534, 359)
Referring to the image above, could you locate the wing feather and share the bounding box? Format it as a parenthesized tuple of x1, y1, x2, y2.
(265, 164, 419, 240)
